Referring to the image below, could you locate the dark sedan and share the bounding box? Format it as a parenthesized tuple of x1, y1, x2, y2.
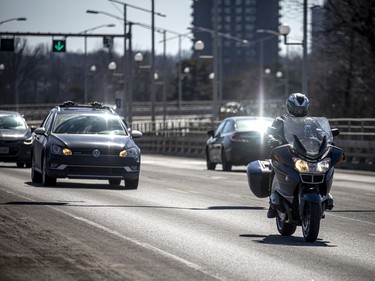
(0, 110, 33, 167)
(205, 116, 273, 171)
(31, 101, 142, 188)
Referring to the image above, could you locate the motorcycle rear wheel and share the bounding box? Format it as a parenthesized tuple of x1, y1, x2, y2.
(276, 215, 297, 236)
(302, 202, 321, 242)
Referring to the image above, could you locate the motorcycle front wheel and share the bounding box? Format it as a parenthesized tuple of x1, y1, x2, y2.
(302, 202, 321, 242)
(276, 215, 297, 236)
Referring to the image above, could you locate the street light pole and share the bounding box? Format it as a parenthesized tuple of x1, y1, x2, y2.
(0, 17, 26, 25)
(87, 1, 166, 123)
(302, 0, 308, 96)
(279, 0, 308, 96)
(80, 24, 115, 104)
(151, 0, 156, 127)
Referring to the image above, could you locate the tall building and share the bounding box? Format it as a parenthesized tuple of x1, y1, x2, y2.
(191, 0, 280, 74)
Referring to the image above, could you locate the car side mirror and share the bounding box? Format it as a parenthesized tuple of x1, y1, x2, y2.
(131, 130, 143, 139)
(207, 130, 214, 137)
(34, 127, 46, 135)
(331, 128, 340, 137)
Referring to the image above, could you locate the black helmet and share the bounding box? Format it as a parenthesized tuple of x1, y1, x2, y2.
(286, 93, 309, 117)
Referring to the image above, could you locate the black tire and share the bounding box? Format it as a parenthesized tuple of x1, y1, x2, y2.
(109, 179, 121, 186)
(42, 157, 56, 187)
(16, 162, 25, 168)
(206, 151, 216, 170)
(31, 157, 42, 184)
(124, 178, 139, 190)
(302, 202, 321, 242)
(276, 215, 297, 236)
(221, 150, 232, 171)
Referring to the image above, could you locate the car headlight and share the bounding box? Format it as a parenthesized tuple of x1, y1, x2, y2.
(51, 144, 72, 156)
(23, 135, 33, 145)
(293, 158, 331, 173)
(119, 147, 139, 160)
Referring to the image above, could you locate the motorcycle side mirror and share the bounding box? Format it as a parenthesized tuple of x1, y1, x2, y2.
(331, 128, 340, 137)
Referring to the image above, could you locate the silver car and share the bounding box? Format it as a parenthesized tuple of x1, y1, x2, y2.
(0, 110, 33, 168)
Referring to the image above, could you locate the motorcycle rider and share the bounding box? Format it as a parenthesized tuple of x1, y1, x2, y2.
(265, 93, 310, 218)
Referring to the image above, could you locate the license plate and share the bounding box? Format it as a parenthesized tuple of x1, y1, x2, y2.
(0, 147, 9, 154)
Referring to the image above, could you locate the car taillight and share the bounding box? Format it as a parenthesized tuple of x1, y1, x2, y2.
(230, 133, 248, 142)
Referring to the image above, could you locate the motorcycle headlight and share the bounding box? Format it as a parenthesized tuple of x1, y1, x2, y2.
(316, 158, 331, 173)
(293, 158, 331, 173)
(294, 159, 310, 173)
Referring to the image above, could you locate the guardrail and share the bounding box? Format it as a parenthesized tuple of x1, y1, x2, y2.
(132, 118, 375, 171)
(1, 103, 373, 171)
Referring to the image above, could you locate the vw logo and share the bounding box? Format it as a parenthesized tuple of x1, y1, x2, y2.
(92, 149, 101, 158)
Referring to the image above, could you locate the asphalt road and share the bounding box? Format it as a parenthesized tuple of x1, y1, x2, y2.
(0, 155, 374, 281)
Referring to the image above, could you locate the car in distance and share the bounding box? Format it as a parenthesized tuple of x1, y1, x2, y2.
(205, 116, 273, 171)
(0, 110, 33, 168)
(31, 101, 142, 188)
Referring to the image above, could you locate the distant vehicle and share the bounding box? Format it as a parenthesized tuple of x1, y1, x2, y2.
(31, 101, 142, 188)
(218, 101, 247, 119)
(0, 110, 33, 168)
(205, 116, 273, 171)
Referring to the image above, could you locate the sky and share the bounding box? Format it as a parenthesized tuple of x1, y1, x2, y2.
(0, 0, 322, 57)
(0, 0, 193, 56)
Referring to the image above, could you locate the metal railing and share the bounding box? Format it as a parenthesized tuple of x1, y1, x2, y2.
(132, 118, 375, 171)
(1, 103, 373, 170)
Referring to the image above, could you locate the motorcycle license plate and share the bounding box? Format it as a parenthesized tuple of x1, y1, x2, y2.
(0, 147, 9, 154)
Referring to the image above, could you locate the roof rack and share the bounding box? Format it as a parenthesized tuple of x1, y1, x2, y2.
(59, 100, 76, 107)
(89, 101, 104, 108)
(57, 101, 114, 113)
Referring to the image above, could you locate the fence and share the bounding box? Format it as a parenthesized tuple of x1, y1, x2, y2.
(132, 118, 375, 171)
(1, 103, 374, 171)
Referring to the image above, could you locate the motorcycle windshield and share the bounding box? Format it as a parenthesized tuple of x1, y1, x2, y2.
(283, 116, 333, 157)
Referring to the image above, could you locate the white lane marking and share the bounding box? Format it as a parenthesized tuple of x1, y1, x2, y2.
(3, 190, 223, 281)
(326, 213, 375, 226)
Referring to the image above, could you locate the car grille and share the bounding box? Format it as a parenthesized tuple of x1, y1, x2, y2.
(300, 174, 325, 184)
(68, 166, 124, 176)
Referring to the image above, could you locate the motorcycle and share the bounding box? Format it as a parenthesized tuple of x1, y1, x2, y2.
(246, 116, 344, 242)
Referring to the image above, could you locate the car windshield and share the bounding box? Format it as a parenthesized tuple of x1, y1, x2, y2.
(283, 116, 333, 157)
(52, 113, 127, 135)
(0, 114, 27, 130)
(236, 118, 273, 133)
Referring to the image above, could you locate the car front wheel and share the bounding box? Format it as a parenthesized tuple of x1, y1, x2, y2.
(221, 150, 232, 171)
(42, 156, 56, 187)
(206, 151, 217, 170)
(125, 178, 139, 190)
(31, 156, 42, 184)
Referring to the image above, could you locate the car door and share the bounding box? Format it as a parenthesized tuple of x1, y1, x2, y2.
(208, 120, 229, 162)
(32, 111, 54, 171)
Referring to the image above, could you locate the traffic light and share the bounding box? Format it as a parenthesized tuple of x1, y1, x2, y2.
(1, 38, 15, 52)
(52, 39, 66, 52)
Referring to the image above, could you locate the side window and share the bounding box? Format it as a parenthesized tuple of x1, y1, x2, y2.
(222, 120, 234, 134)
(214, 122, 226, 136)
(41, 111, 55, 133)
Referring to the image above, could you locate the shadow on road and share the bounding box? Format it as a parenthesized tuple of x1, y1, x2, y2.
(25, 181, 128, 190)
(239, 234, 336, 247)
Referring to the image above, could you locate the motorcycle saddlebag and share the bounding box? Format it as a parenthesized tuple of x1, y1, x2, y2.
(246, 160, 271, 198)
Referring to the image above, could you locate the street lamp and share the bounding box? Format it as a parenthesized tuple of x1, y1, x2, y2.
(279, 23, 307, 96)
(80, 23, 115, 104)
(87, 2, 165, 124)
(279, 0, 308, 96)
(0, 17, 27, 25)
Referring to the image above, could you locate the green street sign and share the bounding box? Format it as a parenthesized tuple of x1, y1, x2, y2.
(52, 39, 66, 52)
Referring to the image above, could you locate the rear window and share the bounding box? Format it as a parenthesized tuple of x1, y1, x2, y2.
(52, 113, 127, 135)
(236, 118, 273, 133)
